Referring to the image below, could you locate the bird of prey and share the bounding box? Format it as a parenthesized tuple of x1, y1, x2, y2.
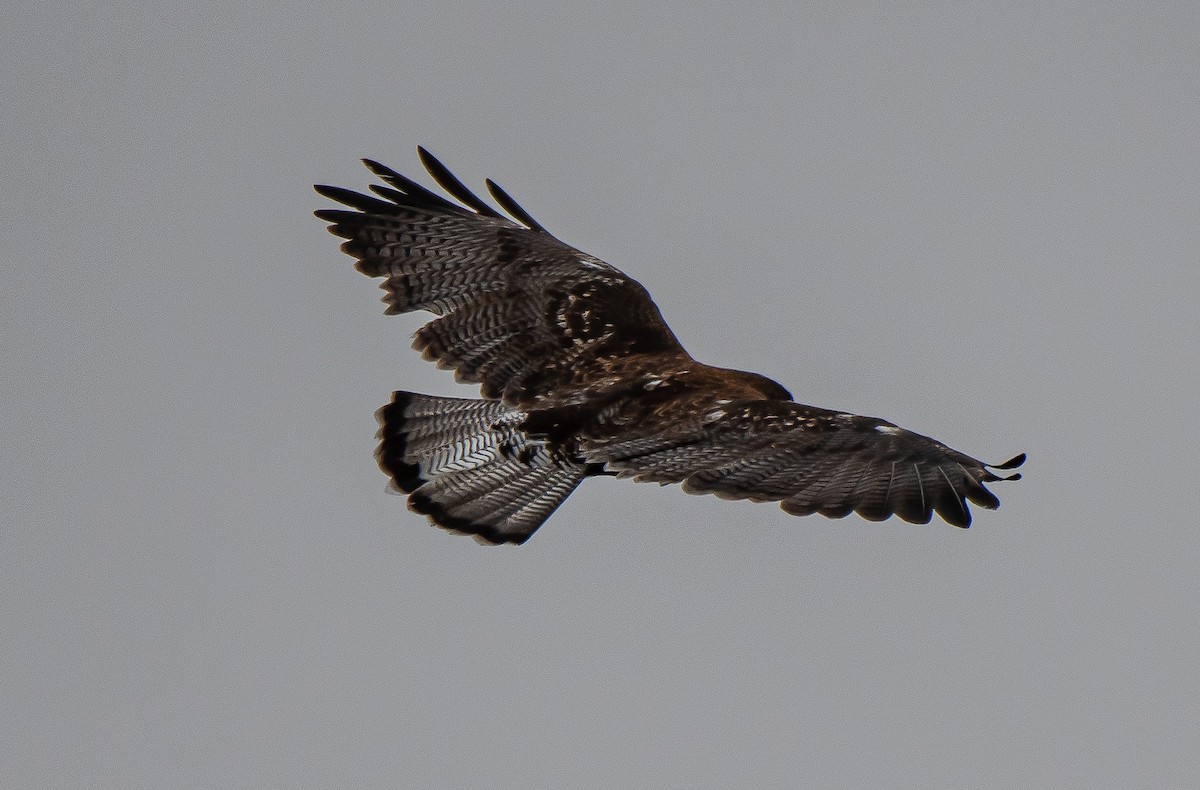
(315, 148, 1024, 544)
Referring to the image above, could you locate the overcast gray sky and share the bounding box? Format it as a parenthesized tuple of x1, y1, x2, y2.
(4, 2, 1199, 788)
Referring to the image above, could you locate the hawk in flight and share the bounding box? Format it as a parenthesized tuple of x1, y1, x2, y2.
(315, 149, 1024, 544)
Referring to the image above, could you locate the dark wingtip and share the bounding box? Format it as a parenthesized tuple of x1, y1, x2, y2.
(361, 159, 401, 183)
(416, 147, 502, 217)
(415, 146, 443, 178)
(313, 183, 398, 214)
(414, 146, 444, 174)
(485, 177, 551, 234)
(985, 453, 1026, 482)
(992, 452, 1026, 470)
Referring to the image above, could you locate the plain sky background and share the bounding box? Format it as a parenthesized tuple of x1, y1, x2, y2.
(4, 3, 1199, 788)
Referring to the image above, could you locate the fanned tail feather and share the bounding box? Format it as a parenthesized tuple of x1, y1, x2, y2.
(375, 391, 591, 544)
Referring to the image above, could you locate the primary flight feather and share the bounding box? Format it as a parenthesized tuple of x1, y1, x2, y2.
(315, 148, 1024, 544)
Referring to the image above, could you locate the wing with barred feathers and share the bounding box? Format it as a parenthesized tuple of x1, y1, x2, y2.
(315, 148, 685, 404)
(586, 398, 1025, 528)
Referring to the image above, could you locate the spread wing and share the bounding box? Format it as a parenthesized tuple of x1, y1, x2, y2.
(315, 148, 685, 404)
(587, 399, 1025, 528)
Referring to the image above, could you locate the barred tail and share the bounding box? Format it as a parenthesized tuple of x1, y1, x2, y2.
(375, 391, 590, 544)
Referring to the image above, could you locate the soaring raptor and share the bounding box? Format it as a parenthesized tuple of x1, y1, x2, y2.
(315, 149, 1024, 544)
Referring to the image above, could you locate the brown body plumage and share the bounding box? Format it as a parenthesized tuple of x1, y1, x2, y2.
(315, 148, 1024, 544)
